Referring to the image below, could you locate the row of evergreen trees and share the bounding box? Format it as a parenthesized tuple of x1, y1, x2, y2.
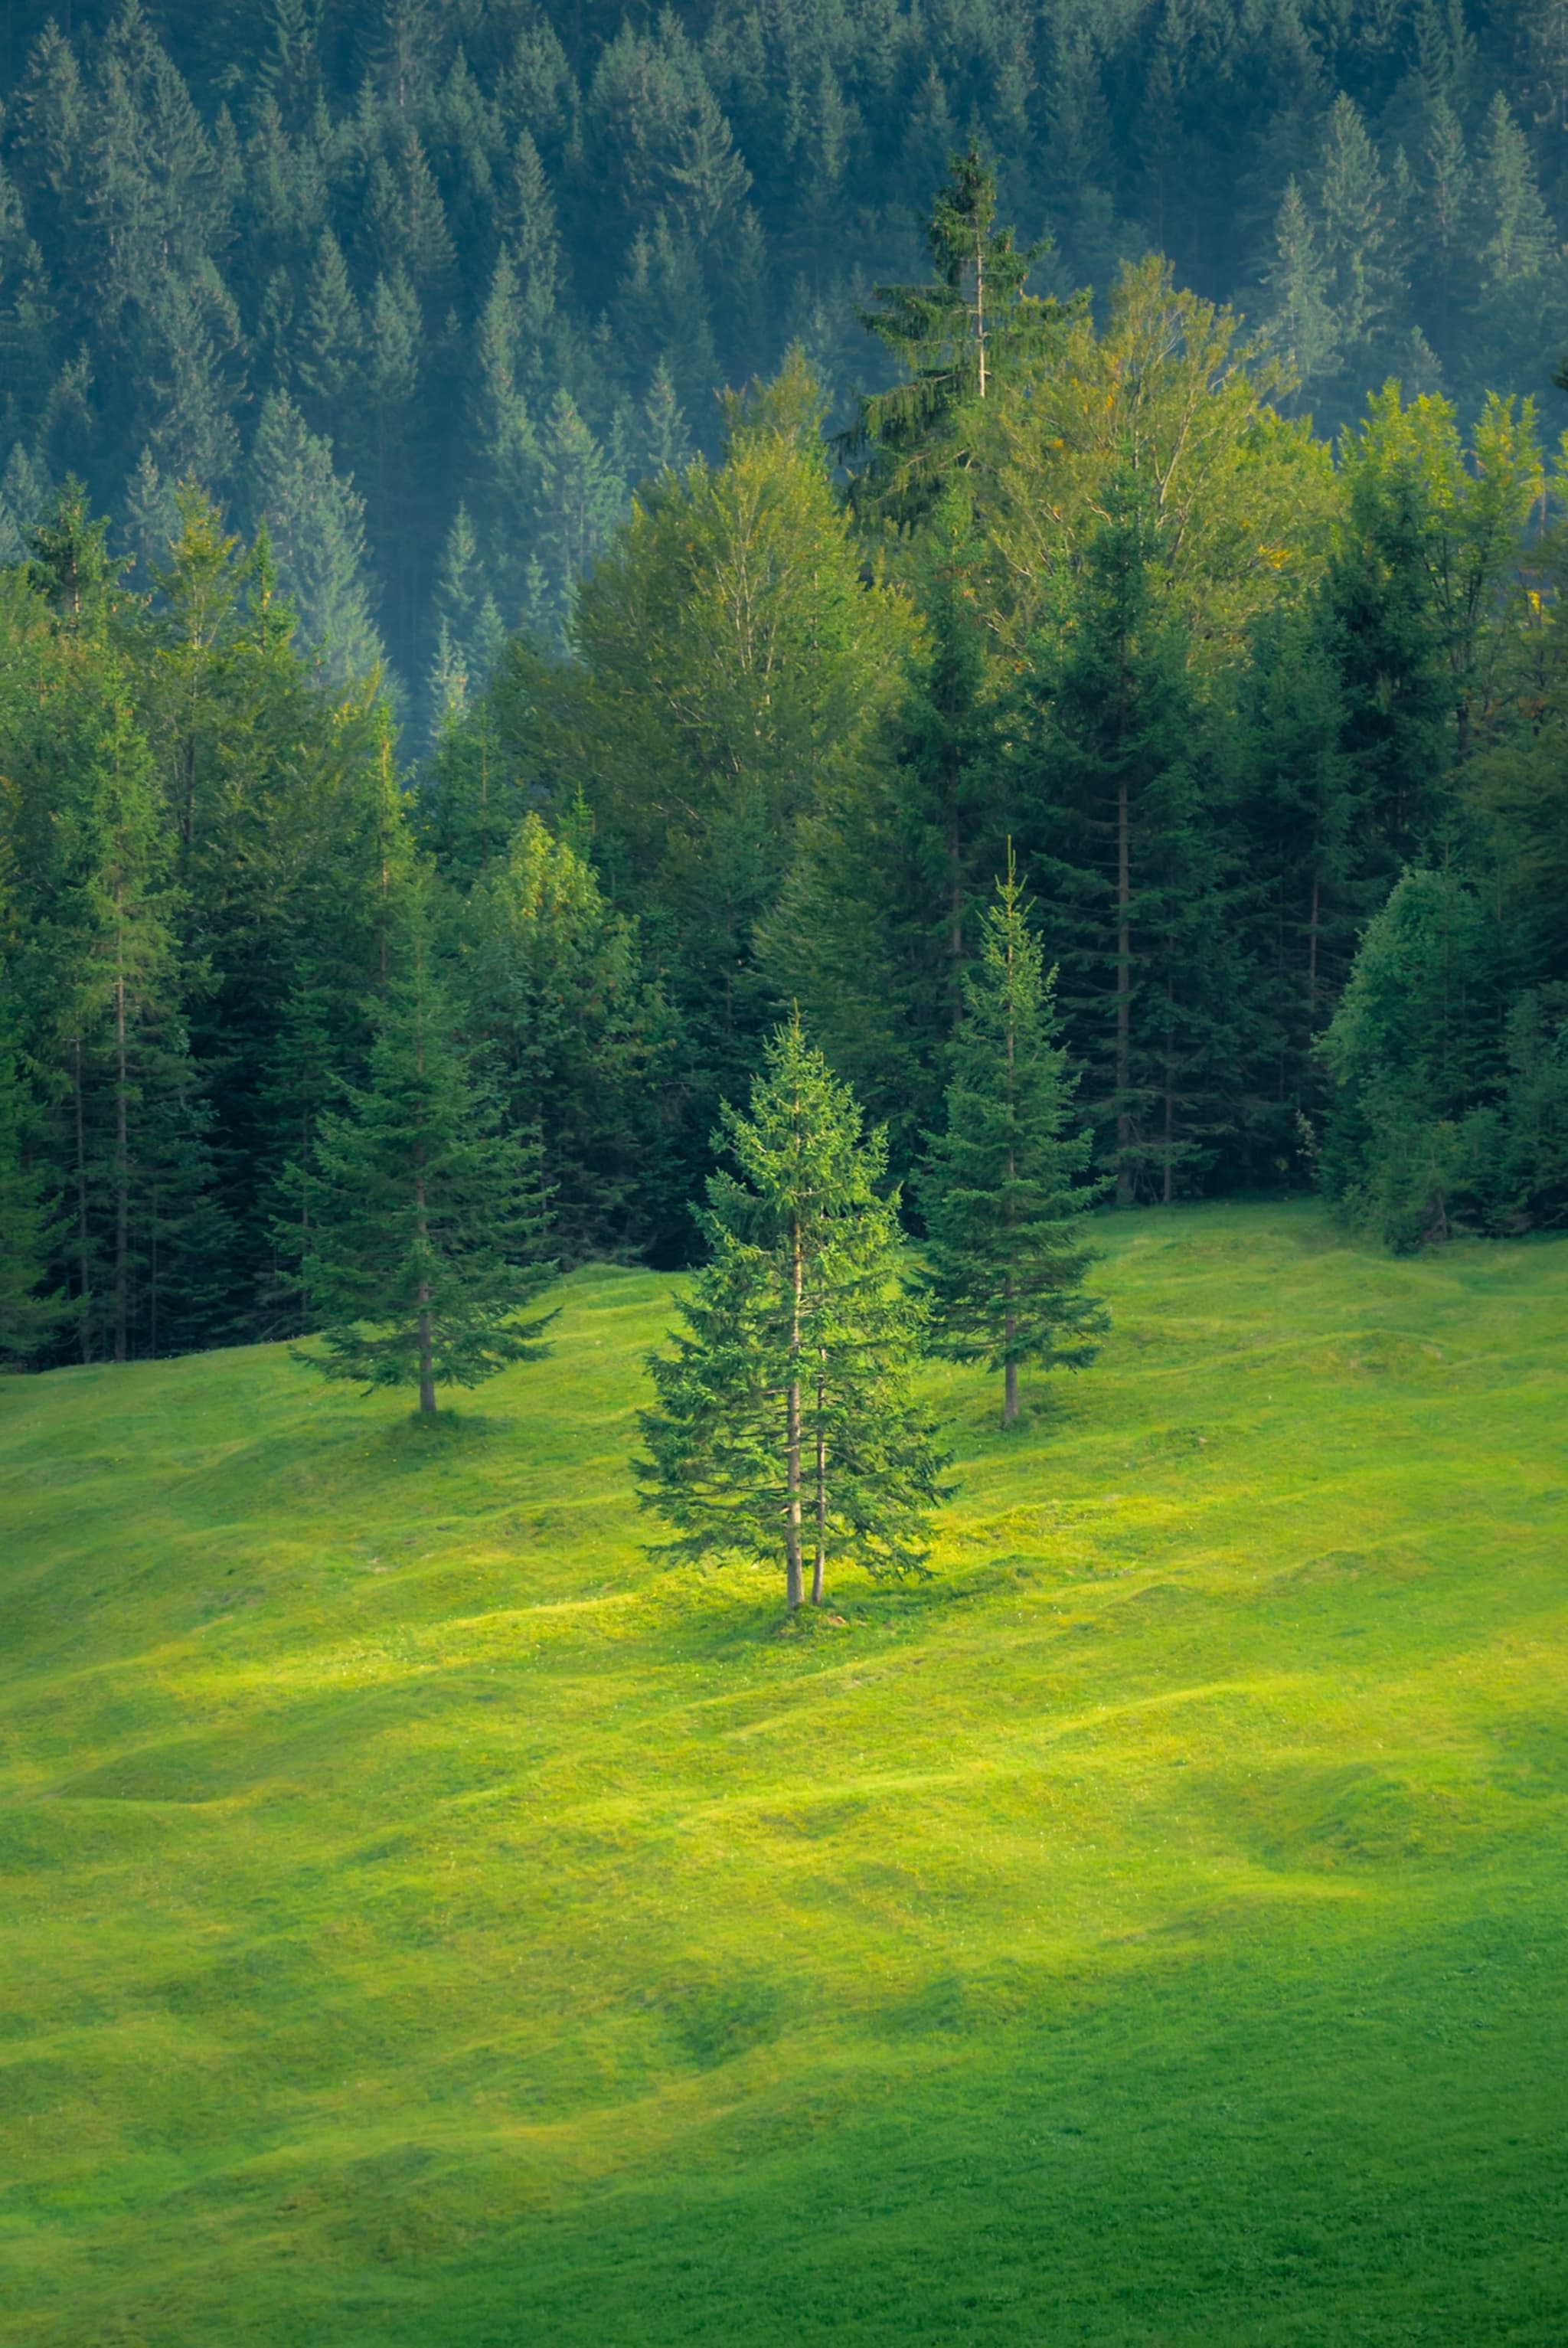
(6, 156, 1568, 1402)
(3, 0, 1568, 711)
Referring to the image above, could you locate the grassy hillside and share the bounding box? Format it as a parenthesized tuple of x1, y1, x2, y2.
(2, 1202, 1566, 2346)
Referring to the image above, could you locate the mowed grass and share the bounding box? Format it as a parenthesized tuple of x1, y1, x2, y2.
(2, 1200, 1566, 2346)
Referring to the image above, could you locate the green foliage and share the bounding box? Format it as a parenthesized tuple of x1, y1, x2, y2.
(765, 483, 1006, 1165)
(296, 881, 557, 1411)
(850, 144, 1076, 520)
(1319, 867, 1516, 1248)
(2, 0, 1566, 699)
(550, 356, 914, 1110)
(638, 1018, 944, 1608)
(921, 857, 1106, 1420)
(458, 809, 684, 1262)
(0, 1013, 68, 1365)
(1022, 486, 1244, 1204)
(3, 1208, 1568, 2340)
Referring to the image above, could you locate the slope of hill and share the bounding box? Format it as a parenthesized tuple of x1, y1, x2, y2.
(2, 1201, 1566, 2344)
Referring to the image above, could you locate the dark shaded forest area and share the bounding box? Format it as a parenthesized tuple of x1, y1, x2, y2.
(5, 6, 1568, 1382)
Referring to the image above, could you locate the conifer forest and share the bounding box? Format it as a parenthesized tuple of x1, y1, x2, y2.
(10, 13, 1568, 2342)
(5, 0, 1568, 1395)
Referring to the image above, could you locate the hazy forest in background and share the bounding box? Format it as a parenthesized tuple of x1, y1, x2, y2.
(2, 0, 1568, 699)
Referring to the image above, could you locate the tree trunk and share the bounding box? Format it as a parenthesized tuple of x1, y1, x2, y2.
(414, 1113, 436, 1414)
(1004, 1344, 1018, 1426)
(72, 1028, 92, 1365)
(416, 1295, 436, 1416)
(1116, 772, 1133, 1204)
(785, 1212, 803, 1611)
(113, 960, 129, 1365)
(1307, 873, 1320, 1028)
(812, 1358, 827, 1605)
(975, 237, 987, 399)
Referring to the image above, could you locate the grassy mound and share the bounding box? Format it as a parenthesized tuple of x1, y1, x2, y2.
(2, 1201, 1566, 2344)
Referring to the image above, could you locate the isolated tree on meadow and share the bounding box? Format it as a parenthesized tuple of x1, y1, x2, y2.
(922, 855, 1106, 1422)
(637, 1016, 946, 1611)
(293, 883, 557, 1415)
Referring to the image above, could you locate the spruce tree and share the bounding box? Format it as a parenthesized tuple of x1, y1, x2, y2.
(0, 1018, 69, 1366)
(637, 1017, 946, 1612)
(921, 855, 1106, 1424)
(850, 146, 1075, 520)
(296, 885, 557, 1414)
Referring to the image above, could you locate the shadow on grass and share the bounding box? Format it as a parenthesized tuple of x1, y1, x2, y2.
(377, 1407, 514, 1463)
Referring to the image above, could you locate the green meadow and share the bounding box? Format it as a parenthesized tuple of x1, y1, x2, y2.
(2, 1200, 1566, 2345)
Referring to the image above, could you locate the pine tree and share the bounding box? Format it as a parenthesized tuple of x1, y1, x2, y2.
(0, 1017, 69, 1365)
(1265, 178, 1341, 396)
(63, 685, 229, 1360)
(1475, 93, 1553, 297)
(763, 482, 1004, 1166)
(1315, 94, 1405, 368)
(921, 854, 1107, 1423)
(636, 1016, 946, 1612)
(1024, 486, 1237, 1204)
(851, 146, 1075, 518)
(460, 809, 682, 1260)
(249, 391, 386, 685)
(296, 883, 557, 1414)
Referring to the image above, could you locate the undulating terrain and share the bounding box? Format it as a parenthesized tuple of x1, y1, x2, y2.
(3, 1201, 1566, 2343)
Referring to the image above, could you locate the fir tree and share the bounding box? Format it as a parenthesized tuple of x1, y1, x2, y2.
(1264, 178, 1340, 397)
(851, 145, 1076, 518)
(637, 1016, 946, 1611)
(249, 390, 386, 685)
(296, 883, 557, 1415)
(0, 1019, 69, 1365)
(921, 854, 1106, 1423)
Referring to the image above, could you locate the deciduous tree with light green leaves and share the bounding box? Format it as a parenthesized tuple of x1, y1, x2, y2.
(636, 1016, 945, 1611)
(921, 855, 1106, 1424)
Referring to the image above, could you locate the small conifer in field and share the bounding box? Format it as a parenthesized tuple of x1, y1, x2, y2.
(293, 886, 556, 1414)
(922, 853, 1107, 1422)
(637, 1015, 946, 1611)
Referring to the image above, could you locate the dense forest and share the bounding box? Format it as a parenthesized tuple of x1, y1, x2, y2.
(5, 9, 1568, 1382)
(2, 0, 1568, 699)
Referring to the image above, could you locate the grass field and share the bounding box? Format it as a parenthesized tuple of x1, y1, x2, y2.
(2, 1199, 1566, 2346)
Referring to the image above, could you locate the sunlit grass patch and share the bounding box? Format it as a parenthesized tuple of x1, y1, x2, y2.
(2, 1202, 1566, 2343)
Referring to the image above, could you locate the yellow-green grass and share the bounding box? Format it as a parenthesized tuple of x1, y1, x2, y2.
(2, 1200, 1566, 2345)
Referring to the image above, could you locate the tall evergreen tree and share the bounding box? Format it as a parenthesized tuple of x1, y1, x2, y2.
(850, 145, 1075, 519)
(1023, 486, 1240, 1203)
(637, 1017, 945, 1611)
(249, 390, 386, 685)
(296, 883, 557, 1415)
(0, 1015, 68, 1365)
(921, 854, 1106, 1424)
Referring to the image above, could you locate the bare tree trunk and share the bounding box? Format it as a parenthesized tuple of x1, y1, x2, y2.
(975, 244, 987, 399)
(1004, 912, 1018, 1423)
(113, 960, 129, 1364)
(785, 1213, 804, 1611)
(416, 1293, 436, 1416)
(73, 1028, 92, 1364)
(812, 1361, 827, 1605)
(1116, 773, 1133, 1204)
